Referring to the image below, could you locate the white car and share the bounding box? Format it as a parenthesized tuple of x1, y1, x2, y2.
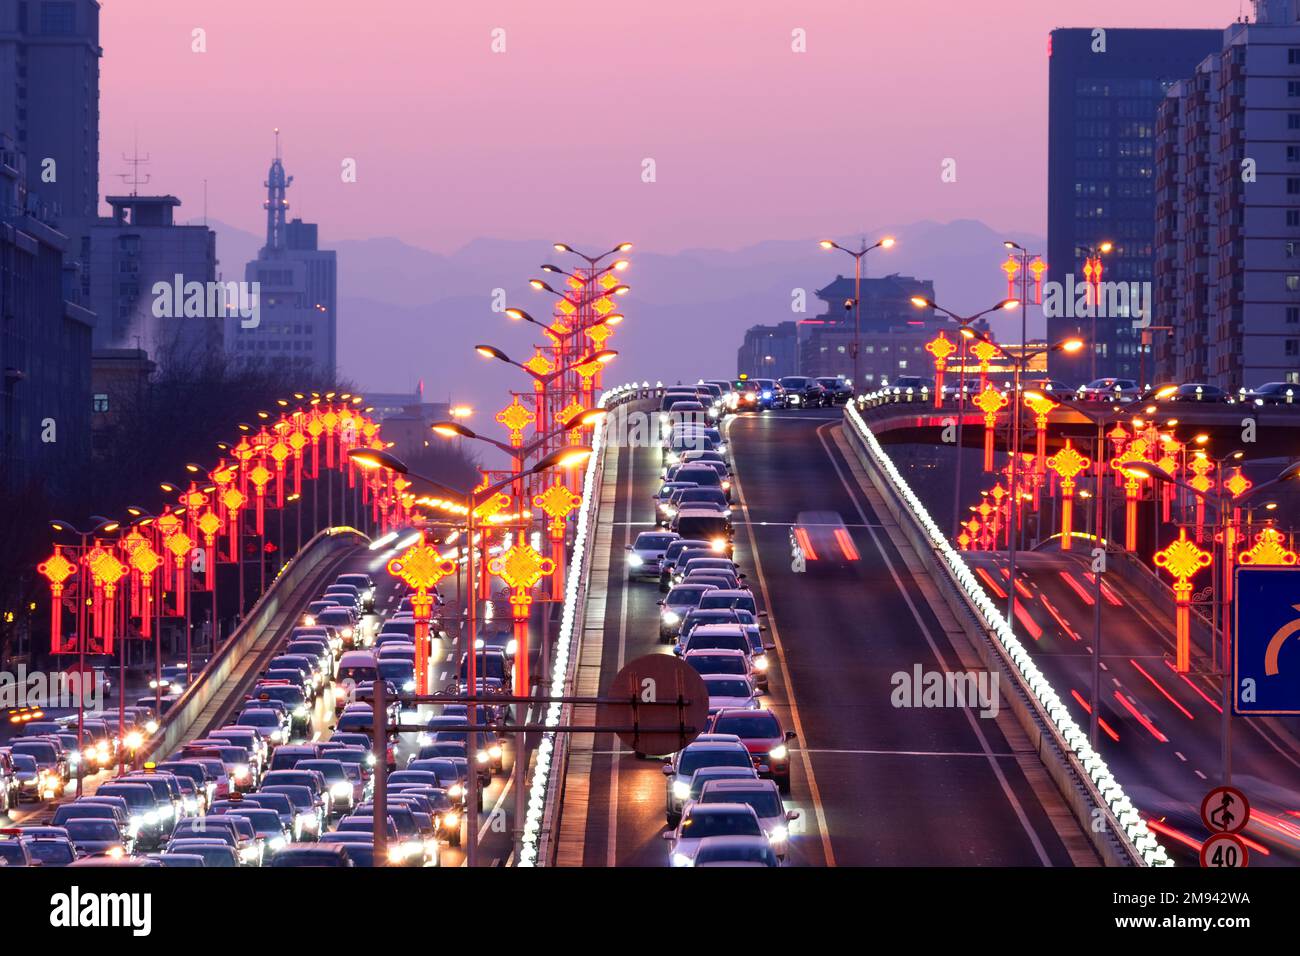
(697, 777, 799, 859)
(624, 531, 680, 581)
(689, 834, 781, 867)
(664, 803, 768, 866)
(701, 674, 760, 714)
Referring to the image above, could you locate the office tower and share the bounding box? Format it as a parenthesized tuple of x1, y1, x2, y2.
(1047, 27, 1221, 383)
(227, 145, 338, 380)
(1155, 1, 1300, 390)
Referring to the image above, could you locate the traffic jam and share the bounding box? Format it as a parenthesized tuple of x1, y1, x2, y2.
(0, 564, 514, 867)
(624, 380, 808, 867)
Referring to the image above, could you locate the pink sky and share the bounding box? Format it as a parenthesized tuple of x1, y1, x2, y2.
(101, 0, 1243, 253)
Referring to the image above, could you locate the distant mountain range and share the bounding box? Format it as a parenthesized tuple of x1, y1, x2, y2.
(191, 218, 1046, 402)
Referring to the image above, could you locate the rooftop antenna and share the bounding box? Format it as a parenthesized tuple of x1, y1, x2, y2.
(117, 133, 151, 196)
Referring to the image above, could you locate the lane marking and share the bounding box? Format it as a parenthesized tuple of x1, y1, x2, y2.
(818, 422, 1054, 866)
(724, 416, 836, 867)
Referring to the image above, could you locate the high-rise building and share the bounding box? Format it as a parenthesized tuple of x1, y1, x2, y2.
(226, 146, 337, 380)
(0, 133, 93, 497)
(1155, 1, 1300, 391)
(84, 194, 219, 366)
(736, 321, 797, 378)
(1047, 27, 1221, 384)
(0, 0, 101, 227)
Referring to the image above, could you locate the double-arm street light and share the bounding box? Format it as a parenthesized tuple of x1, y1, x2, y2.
(818, 235, 895, 389)
(909, 296, 1019, 540)
(552, 240, 633, 267)
(348, 443, 592, 868)
(1119, 457, 1300, 785)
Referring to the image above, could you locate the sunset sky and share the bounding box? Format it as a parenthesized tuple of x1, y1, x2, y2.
(101, 0, 1243, 253)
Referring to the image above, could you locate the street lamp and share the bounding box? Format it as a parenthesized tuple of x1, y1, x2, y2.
(909, 296, 1019, 540)
(818, 235, 895, 389)
(552, 241, 634, 266)
(475, 343, 618, 384)
(347, 443, 591, 867)
(1079, 240, 1114, 381)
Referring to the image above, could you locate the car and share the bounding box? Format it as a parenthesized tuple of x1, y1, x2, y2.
(749, 378, 783, 410)
(150, 852, 207, 867)
(9, 739, 67, 798)
(236, 707, 290, 746)
(52, 802, 131, 845)
(313, 607, 361, 648)
(888, 375, 935, 399)
(17, 829, 78, 867)
(624, 531, 680, 580)
(697, 777, 800, 859)
(259, 784, 324, 841)
(166, 839, 241, 867)
(665, 487, 730, 521)
(0, 750, 16, 813)
(730, 377, 760, 410)
(150, 663, 190, 694)
(335, 573, 377, 610)
(701, 674, 761, 713)
(1165, 382, 1231, 403)
(664, 802, 767, 866)
(0, 833, 36, 867)
(295, 759, 356, 815)
(219, 806, 289, 857)
(790, 510, 860, 570)
(657, 538, 711, 589)
(267, 842, 358, 867)
(1077, 377, 1141, 403)
(814, 377, 853, 405)
(688, 834, 781, 867)
(92, 782, 170, 850)
(778, 376, 827, 408)
(683, 647, 756, 683)
(1241, 381, 1300, 406)
(662, 735, 755, 825)
(707, 708, 796, 792)
(658, 583, 717, 642)
(8, 753, 41, 803)
(672, 508, 733, 551)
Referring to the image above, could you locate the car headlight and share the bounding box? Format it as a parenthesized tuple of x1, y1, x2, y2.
(297, 812, 318, 830)
(270, 730, 284, 743)
(716, 444, 727, 455)
(770, 744, 788, 761)
(240, 845, 260, 861)
(443, 811, 459, 827)
(403, 680, 416, 692)
(294, 705, 309, 718)
(721, 480, 731, 490)
(303, 615, 316, 626)
(769, 825, 788, 843)
(672, 780, 691, 800)
(183, 796, 198, 813)
(448, 784, 464, 799)
(234, 764, 250, 781)
(343, 627, 354, 638)
(505, 639, 517, 656)
(627, 553, 644, 567)
(144, 811, 159, 826)
(753, 654, 769, 672)
(671, 852, 693, 867)
(128, 816, 142, 836)
(145, 720, 159, 734)
(331, 782, 353, 799)
(661, 610, 680, 626)
(269, 836, 286, 851)
(387, 847, 406, 863)
(476, 750, 489, 764)
(366, 753, 377, 766)
(489, 745, 503, 759)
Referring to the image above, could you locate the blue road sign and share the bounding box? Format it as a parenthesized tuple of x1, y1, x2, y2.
(1234, 567, 1300, 715)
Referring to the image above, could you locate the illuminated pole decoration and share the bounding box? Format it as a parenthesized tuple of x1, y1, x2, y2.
(165, 529, 195, 617)
(1237, 527, 1298, 567)
(924, 332, 955, 409)
(533, 480, 581, 600)
(971, 383, 1008, 472)
(1001, 254, 1020, 301)
(1112, 438, 1152, 552)
(386, 532, 457, 694)
(84, 545, 128, 652)
(127, 540, 163, 638)
(38, 548, 78, 652)
(1023, 392, 1058, 475)
(248, 461, 273, 536)
(970, 339, 999, 392)
(1047, 440, 1090, 551)
(1156, 437, 1181, 523)
(1188, 456, 1214, 542)
(488, 541, 556, 697)
(197, 509, 221, 590)
(1153, 529, 1212, 673)
(1222, 468, 1253, 606)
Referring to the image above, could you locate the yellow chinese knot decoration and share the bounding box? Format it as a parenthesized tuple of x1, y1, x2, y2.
(387, 532, 457, 694)
(1047, 441, 1090, 551)
(1153, 529, 1212, 673)
(496, 397, 535, 448)
(488, 542, 556, 696)
(1238, 527, 1298, 567)
(924, 332, 955, 409)
(970, 339, 999, 389)
(38, 548, 77, 652)
(972, 384, 1008, 472)
(128, 540, 163, 637)
(1023, 392, 1058, 474)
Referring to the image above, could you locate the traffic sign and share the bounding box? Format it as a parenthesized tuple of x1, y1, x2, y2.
(1200, 832, 1248, 868)
(1200, 786, 1249, 835)
(1233, 567, 1300, 714)
(597, 654, 709, 758)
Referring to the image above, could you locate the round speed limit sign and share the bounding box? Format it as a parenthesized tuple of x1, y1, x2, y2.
(1200, 832, 1248, 869)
